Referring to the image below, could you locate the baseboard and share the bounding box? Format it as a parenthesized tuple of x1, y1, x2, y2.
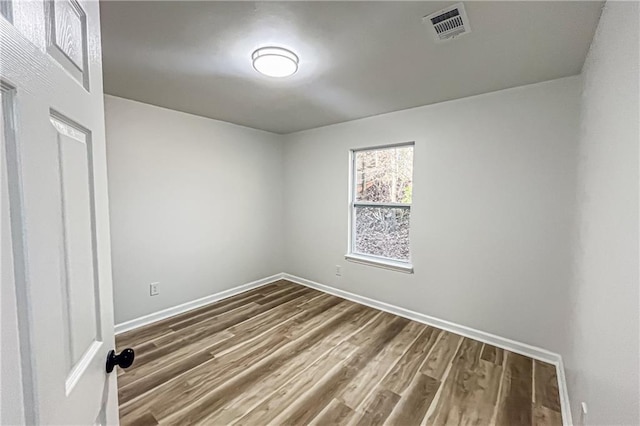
(114, 273, 284, 335)
(555, 357, 573, 426)
(282, 272, 573, 426)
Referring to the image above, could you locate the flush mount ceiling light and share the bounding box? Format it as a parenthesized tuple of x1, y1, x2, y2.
(251, 47, 298, 78)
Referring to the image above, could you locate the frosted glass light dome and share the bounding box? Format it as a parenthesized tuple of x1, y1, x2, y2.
(251, 47, 298, 78)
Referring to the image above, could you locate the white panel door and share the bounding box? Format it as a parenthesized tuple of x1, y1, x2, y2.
(1, 0, 119, 424)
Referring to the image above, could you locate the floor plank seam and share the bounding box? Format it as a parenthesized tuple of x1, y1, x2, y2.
(420, 333, 465, 423)
(346, 325, 427, 414)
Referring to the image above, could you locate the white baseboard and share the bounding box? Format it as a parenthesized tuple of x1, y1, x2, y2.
(555, 357, 573, 426)
(113, 273, 283, 335)
(282, 272, 573, 426)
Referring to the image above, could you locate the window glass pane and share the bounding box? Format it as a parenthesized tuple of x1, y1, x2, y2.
(354, 206, 410, 261)
(355, 146, 413, 204)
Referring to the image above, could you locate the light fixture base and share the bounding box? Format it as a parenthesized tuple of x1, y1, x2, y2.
(251, 47, 299, 78)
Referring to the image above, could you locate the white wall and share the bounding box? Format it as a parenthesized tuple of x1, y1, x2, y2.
(282, 76, 581, 354)
(105, 96, 284, 324)
(565, 2, 639, 424)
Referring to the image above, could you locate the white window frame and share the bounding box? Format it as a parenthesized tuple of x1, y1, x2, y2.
(345, 142, 414, 273)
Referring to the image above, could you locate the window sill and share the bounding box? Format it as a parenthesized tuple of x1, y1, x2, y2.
(344, 254, 414, 274)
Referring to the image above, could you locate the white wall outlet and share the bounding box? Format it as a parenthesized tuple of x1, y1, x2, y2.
(150, 282, 160, 296)
(580, 402, 588, 425)
(335, 265, 342, 276)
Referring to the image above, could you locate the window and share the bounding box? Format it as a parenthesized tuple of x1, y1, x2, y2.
(347, 143, 414, 273)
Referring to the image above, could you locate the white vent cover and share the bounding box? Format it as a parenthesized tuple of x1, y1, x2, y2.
(423, 2, 471, 42)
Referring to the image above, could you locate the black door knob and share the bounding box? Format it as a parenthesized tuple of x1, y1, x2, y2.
(106, 348, 135, 373)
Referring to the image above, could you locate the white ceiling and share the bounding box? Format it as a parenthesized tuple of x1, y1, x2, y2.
(100, 1, 602, 134)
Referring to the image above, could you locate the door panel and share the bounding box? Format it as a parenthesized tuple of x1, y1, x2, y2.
(46, 0, 88, 88)
(0, 0, 12, 22)
(1, 0, 118, 424)
(51, 113, 101, 381)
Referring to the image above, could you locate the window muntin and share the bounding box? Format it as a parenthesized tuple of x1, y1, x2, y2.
(350, 144, 414, 265)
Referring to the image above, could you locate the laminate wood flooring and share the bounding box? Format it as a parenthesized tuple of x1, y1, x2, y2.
(116, 280, 562, 426)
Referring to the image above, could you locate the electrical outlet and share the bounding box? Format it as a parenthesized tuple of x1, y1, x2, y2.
(150, 282, 159, 296)
(335, 265, 342, 276)
(580, 402, 588, 425)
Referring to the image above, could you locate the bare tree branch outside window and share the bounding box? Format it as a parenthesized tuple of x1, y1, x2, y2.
(352, 145, 414, 262)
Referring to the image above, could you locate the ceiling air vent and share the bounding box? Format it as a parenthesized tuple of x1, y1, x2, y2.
(423, 2, 471, 42)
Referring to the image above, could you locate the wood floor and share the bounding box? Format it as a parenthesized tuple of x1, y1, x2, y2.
(116, 280, 562, 426)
